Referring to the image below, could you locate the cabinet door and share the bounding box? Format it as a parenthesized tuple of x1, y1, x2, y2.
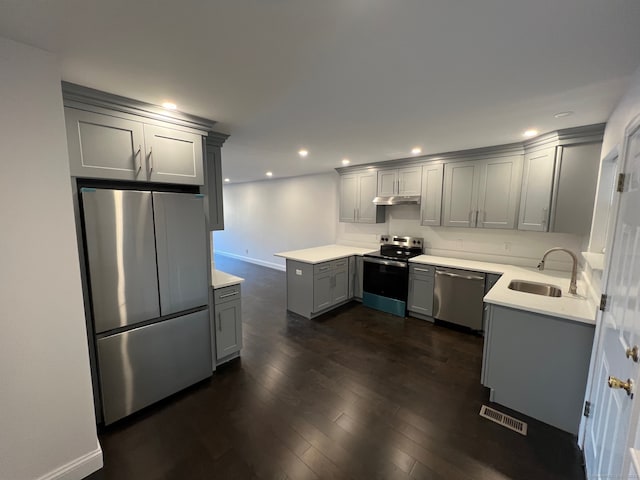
(313, 272, 333, 312)
(420, 164, 443, 226)
(215, 299, 242, 360)
(356, 172, 379, 223)
(518, 147, 556, 231)
(205, 142, 224, 231)
(442, 160, 480, 227)
(398, 166, 422, 196)
(332, 264, 349, 304)
(339, 174, 358, 222)
(377, 170, 398, 196)
(477, 155, 522, 229)
(144, 124, 204, 185)
(407, 275, 435, 316)
(65, 108, 145, 180)
(551, 143, 601, 234)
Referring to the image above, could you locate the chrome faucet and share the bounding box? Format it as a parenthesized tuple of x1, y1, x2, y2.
(537, 248, 578, 295)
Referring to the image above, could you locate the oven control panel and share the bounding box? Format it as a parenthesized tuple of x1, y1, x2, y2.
(379, 235, 423, 249)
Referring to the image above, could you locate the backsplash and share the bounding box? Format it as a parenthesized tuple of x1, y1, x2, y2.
(337, 204, 588, 272)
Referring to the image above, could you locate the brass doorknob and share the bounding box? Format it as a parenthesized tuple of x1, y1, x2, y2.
(626, 346, 639, 363)
(608, 376, 634, 396)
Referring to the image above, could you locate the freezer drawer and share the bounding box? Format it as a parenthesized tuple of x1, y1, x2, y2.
(433, 267, 485, 330)
(97, 309, 212, 425)
(153, 192, 209, 316)
(82, 188, 160, 333)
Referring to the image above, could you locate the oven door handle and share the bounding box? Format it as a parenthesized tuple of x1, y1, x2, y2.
(363, 257, 408, 269)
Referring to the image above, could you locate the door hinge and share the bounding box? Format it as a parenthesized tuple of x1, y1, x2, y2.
(583, 401, 591, 418)
(600, 294, 608, 311)
(617, 173, 626, 193)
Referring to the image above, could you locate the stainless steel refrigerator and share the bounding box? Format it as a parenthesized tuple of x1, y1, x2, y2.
(81, 188, 212, 425)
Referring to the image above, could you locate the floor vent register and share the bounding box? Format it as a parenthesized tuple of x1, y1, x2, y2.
(479, 405, 528, 436)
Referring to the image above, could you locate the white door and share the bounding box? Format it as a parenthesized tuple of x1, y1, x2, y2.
(582, 117, 640, 479)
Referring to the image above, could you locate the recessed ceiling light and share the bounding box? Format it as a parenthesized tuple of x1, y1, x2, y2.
(342, 158, 350, 165)
(266, 171, 273, 177)
(224, 178, 230, 182)
(298, 149, 308, 158)
(522, 129, 538, 138)
(553, 111, 574, 118)
(411, 147, 422, 155)
(162, 102, 177, 110)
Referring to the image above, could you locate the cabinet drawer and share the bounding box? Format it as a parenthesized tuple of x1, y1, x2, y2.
(314, 261, 333, 275)
(331, 258, 349, 271)
(410, 264, 435, 278)
(214, 284, 241, 304)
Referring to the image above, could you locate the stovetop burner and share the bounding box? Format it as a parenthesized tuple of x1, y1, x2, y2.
(364, 235, 424, 262)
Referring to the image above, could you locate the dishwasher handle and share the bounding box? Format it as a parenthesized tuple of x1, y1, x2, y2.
(435, 269, 485, 282)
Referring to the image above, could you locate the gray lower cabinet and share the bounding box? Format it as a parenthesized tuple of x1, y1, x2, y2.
(65, 107, 205, 185)
(482, 304, 594, 434)
(407, 264, 435, 319)
(213, 284, 242, 363)
(287, 258, 352, 318)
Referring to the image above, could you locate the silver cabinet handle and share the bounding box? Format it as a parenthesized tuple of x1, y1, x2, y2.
(135, 145, 142, 174)
(219, 291, 239, 299)
(436, 270, 484, 281)
(148, 146, 153, 175)
(414, 267, 432, 273)
(217, 312, 222, 331)
(541, 206, 548, 226)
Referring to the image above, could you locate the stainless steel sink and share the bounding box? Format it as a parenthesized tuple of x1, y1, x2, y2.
(508, 280, 562, 297)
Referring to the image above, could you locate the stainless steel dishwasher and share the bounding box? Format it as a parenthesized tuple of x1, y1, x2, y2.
(433, 267, 486, 330)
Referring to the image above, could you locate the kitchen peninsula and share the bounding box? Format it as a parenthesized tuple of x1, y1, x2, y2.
(276, 243, 597, 434)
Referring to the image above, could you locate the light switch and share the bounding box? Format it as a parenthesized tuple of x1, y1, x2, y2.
(296, 269, 302, 276)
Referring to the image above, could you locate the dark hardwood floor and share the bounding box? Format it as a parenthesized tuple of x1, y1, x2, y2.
(93, 256, 585, 480)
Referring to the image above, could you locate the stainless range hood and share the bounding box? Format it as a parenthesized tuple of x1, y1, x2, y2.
(372, 195, 421, 205)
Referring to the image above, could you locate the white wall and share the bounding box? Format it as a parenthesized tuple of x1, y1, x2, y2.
(214, 172, 339, 269)
(0, 38, 102, 480)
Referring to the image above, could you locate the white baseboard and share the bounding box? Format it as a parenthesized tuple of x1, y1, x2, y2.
(215, 251, 285, 271)
(37, 444, 103, 480)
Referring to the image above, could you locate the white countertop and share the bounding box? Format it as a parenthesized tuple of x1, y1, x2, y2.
(211, 268, 244, 289)
(274, 244, 376, 264)
(411, 254, 596, 325)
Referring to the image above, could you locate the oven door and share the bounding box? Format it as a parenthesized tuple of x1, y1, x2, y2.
(362, 257, 409, 317)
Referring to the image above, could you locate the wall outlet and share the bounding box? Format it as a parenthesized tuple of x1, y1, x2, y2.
(504, 242, 512, 252)
(295, 269, 302, 276)
(245, 249, 249, 254)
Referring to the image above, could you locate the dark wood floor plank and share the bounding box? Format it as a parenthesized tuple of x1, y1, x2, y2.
(95, 256, 585, 480)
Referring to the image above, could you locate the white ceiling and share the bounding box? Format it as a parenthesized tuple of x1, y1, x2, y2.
(1, 1, 640, 183)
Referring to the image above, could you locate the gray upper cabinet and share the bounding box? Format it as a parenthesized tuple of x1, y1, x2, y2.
(144, 124, 203, 185)
(377, 166, 422, 196)
(476, 155, 523, 229)
(518, 147, 557, 231)
(65, 107, 205, 185)
(204, 141, 225, 231)
(550, 143, 601, 234)
(66, 108, 146, 181)
(339, 171, 385, 223)
(420, 163, 444, 226)
(443, 155, 522, 229)
(442, 160, 481, 227)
